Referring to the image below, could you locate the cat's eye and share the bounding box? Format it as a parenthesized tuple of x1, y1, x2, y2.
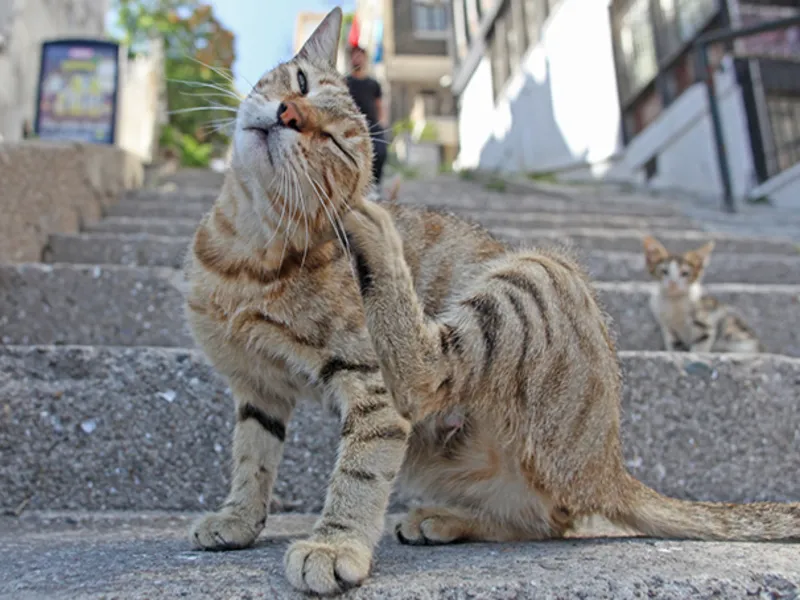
(297, 69, 308, 95)
(680, 267, 691, 277)
(658, 265, 669, 276)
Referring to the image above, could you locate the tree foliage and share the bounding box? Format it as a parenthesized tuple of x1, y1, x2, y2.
(112, 0, 239, 165)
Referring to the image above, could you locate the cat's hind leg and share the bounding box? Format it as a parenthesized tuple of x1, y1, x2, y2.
(191, 378, 294, 550)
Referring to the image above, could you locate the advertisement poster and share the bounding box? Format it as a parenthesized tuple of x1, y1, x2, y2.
(34, 40, 120, 144)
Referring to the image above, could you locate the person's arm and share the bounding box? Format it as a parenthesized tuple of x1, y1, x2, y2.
(374, 81, 388, 129)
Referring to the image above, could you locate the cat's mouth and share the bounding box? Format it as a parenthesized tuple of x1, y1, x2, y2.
(244, 126, 275, 165)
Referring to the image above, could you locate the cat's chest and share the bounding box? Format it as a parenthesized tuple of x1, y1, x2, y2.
(651, 294, 695, 340)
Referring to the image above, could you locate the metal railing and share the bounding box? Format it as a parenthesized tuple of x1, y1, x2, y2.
(694, 14, 800, 213)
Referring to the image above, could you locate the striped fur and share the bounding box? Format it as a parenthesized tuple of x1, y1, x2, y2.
(643, 235, 762, 353)
(184, 8, 795, 597)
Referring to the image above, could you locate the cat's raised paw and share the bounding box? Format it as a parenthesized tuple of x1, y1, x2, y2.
(284, 538, 372, 595)
(344, 200, 404, 264)
(190, 511, 261, 550)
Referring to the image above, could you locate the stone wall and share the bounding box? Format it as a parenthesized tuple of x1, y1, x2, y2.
(0, 141, 142, 262)
(0, 0, 107, 143)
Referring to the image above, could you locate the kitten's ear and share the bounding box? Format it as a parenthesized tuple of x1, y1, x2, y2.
(689, 241, 715, 267)
(297, 7, 343, 69)
(642, 235, 668, 269)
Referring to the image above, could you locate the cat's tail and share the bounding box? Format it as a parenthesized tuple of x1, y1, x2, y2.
(613, 475, 799, 541)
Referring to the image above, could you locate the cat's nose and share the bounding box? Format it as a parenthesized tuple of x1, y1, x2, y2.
(278, 102, 304, 132)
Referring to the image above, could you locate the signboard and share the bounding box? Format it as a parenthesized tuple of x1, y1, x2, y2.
(34, 39, 120, 144)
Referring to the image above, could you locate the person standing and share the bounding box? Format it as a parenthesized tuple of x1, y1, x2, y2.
(345, 45, 388, 188)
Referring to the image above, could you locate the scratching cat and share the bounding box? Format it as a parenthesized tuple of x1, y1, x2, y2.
(643, 235, 762, 353)
(184, 7, 796, 596)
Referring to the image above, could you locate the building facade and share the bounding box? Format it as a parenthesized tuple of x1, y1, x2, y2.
(354, 0, 460, 169)
(449, 0, 800, 207)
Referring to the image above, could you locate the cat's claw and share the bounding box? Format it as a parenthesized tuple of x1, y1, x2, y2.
(284, 538, 372, 595)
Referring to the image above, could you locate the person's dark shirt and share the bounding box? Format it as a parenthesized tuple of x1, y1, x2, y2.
(345, 74, 382, 134)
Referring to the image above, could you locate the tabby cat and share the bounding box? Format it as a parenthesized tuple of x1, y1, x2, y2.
(643, 235, 762, 353)
(184, 8, 797, 595)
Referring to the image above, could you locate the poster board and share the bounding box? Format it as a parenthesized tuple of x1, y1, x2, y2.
(33, 39, 120, 144)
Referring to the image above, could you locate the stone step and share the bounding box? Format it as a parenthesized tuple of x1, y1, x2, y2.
(106, 200, 210, 220)
(584, 250, 800, 285)
(125, 188, 218, 204)
(2, 265, 798, 355)
(104, 197, 697, 232)
(1, 511, 798, 599)
(400, 177, 685, 218)
(44, 233, 800, 286)
(84, 217, 198, 237)
(1, 346, 798, 514)
(45, 233, 190, 269)
(502, 227, 800, 256)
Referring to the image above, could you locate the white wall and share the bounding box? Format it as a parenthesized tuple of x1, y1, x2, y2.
(0, 0, 107, 143)
(455, 0, 622, 174)
(455, 0, 799, 205)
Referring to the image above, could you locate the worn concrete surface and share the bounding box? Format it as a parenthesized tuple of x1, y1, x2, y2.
(0, 511, 798, 599)
(596, 282, 800, 357)
(106, 199, 213, 220)
(0, 264, 192, 347)
(2, 346, 798, 513)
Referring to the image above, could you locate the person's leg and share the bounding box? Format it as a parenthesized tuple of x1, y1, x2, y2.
(371, 133, 387, 188)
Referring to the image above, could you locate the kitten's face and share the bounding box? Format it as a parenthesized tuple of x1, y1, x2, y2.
(643, 236, 714, 297)
(231, 8, 372, 228)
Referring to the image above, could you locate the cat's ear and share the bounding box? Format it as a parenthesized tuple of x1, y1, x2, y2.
(688, 241, 715, 267)
(297, 7, 343, 69)
(642, 235, 668, 269)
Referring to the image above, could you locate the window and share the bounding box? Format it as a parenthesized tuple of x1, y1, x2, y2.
(613, 0, 658, 105)
(654, 0, 718, 60)
(765, 94, 800, 176)
(413, 1, 449, 38)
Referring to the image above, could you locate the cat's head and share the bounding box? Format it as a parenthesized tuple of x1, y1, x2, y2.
(643, 235, 714, 297)
(230, 7, 372, 230)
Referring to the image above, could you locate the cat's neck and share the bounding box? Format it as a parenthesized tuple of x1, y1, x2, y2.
(213, 172, 329, 268)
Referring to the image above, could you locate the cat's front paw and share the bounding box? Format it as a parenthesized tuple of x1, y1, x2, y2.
(190, 511, 262, 550)
(344, 200, 404, 295)
(284, 537, 372, 595)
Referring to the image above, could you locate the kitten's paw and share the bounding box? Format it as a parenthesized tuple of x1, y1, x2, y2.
(284, 537, 372, 595)
(190, 511, 262, 550)
(395, 508, 467, 546)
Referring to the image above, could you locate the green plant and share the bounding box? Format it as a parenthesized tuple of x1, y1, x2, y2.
(112, 1, 239, 159)
(392, 118, 414, 137)
(526, 170, 557, 183)
(485, 177, 507, 192)
(417, 122, 438, 142)
(458, 168, 477, 180)
(746, 194, 773, 205)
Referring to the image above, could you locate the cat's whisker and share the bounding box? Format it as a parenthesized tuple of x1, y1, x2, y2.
(167, 106, 239, 116)
(302, 167, 349, 264)
(167, 78, 244, 102)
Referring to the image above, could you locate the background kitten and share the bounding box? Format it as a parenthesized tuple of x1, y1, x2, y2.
(643, 235, 762, 353)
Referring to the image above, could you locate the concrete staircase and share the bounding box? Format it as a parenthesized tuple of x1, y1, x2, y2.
(1, 171, 798, 598)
